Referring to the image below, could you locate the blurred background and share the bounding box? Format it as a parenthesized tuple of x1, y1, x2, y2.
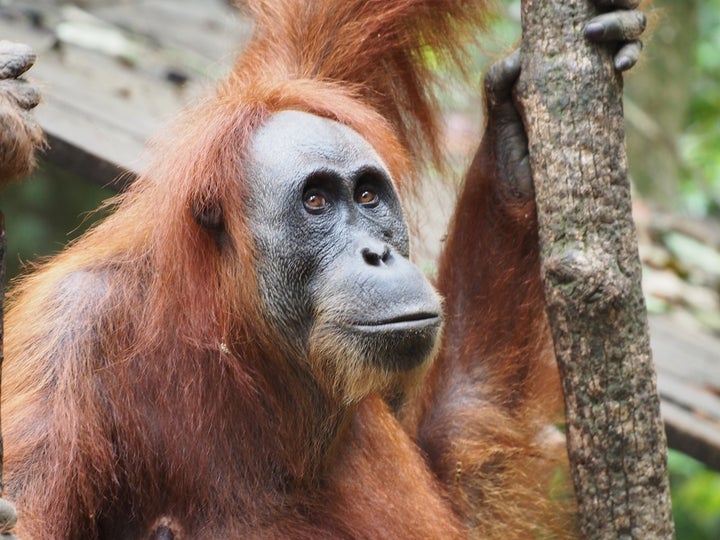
(1, 0, 719, 537)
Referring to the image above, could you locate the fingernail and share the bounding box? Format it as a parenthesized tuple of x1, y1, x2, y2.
(584, 22, 605, 40)
(615, 57, 631, 72)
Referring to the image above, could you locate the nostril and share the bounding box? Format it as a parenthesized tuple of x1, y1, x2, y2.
(361, 246, 390, 266)
(361, 247, 381, 266)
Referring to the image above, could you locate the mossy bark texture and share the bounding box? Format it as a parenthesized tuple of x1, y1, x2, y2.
(515, 1, 674, 538)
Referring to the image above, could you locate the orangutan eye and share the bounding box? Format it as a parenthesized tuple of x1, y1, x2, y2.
(303, 189, 328, 214)
(356, 187, 379, 208)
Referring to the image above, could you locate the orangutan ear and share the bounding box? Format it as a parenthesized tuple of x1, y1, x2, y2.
(190, 200, 225, 232)
(191, 198, 224, 235)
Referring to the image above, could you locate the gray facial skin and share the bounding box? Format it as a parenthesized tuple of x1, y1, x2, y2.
(244, 110, 442, 371)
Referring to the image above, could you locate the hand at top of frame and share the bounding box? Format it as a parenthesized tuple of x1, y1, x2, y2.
(0, 40, 44, 185)
(480, 0, 647, 206)
(585, 0, 647, 72)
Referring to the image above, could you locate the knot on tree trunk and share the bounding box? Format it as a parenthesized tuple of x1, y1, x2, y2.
(545, 246, 631, 310)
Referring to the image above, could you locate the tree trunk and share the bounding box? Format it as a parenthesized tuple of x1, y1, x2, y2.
(514, 1, 674, 538)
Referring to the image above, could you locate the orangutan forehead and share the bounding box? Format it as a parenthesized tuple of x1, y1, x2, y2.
(247, 110, 391, 179)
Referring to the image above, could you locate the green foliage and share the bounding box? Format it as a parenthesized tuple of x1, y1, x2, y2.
(669, 450, 720, 539)
(2, 162, 112, 280)
(681, 0, 720, 215)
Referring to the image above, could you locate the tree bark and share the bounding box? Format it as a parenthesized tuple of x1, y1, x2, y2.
(514, 1, 674, 538)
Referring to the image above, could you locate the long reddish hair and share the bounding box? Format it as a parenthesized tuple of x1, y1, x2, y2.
(3, 2, 497, 536)
(67, 0, 491, 359)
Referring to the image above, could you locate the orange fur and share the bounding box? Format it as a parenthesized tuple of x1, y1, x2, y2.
(405, 136, 574, 537)
(2, 1, 571, 538)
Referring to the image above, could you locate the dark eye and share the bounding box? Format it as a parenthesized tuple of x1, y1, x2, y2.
(356, 187, 379, 208)
(303, 189, 328, 214)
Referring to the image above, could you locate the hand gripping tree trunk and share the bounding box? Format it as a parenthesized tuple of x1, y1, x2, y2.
(514, 1, 674, 538)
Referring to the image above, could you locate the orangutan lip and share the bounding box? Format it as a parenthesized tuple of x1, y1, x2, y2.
(349, 312, 441, 330)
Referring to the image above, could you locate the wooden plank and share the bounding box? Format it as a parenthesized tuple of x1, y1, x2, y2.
(650, 316, 720, 468)
(0, 0, 249, 187)
(42, 132, 135, 192)
(92, 0, 249, 64)
(662, 400, 720, 471)
(657, 372, 720, 423)
(649, 316, 720, 389)
(658, 371, 720, 426)
(657, 370, 720, 470)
